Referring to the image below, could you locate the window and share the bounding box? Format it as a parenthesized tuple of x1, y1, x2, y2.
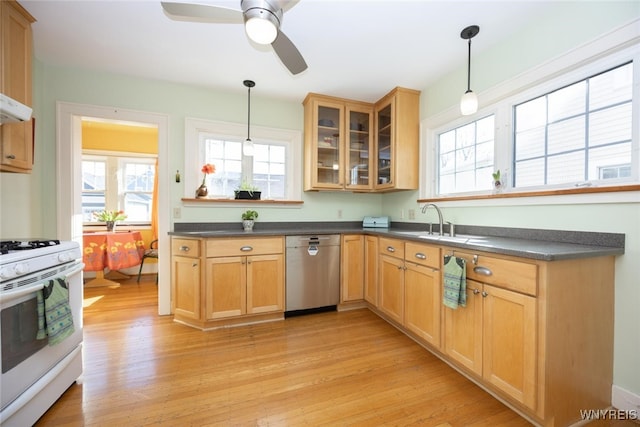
(82, 154, 156, 223)
(185, 118, 301, 200)
(513, 62, 633, 188)
(437, 115, 495, 194)
(425, 41, 638, 199)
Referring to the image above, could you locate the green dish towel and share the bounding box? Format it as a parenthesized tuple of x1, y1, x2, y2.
(36, 277, 75, 346)
(443, 255, 466, 309)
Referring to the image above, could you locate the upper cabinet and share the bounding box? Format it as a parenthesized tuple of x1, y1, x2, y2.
(1, 0, 35, 173)
(303, 94, 374, 191)
(303, 87, 420, 193)
(374, 87, 420, 191)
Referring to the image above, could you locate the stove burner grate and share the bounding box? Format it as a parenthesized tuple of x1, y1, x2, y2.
(0, 239, 61, 255)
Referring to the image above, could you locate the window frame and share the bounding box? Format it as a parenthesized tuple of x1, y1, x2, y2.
(184, 118, 302, 202)
(422, 37, 639, 202)
(82, 151, 157, 225)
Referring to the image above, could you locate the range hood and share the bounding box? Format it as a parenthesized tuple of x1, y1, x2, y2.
(0, 93, 32, 124)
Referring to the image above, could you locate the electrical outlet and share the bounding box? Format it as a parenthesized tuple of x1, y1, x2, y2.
(173, 207, 181, 219)
(337, 209, 343, 219)
(408, 209, 415, 220)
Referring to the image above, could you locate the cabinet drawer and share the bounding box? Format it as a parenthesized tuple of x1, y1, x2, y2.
(172, 238, 201, 258)
(405, 242, 440, 269)
(206, 237, 284, 257)
(379, 237, 404, 259)
(455, 251, 537, 296)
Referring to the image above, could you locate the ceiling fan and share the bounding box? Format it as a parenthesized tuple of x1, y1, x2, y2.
(161, 0, 307, 75)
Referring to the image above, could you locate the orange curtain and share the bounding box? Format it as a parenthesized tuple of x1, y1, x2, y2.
(151, 158, 159, 240)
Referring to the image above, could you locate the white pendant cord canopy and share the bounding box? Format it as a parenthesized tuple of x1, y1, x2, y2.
(460, 25, 480, 116)
(243, 79, 255, 156)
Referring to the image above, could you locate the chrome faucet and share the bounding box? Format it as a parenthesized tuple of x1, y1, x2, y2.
(421, 203, 444, 236)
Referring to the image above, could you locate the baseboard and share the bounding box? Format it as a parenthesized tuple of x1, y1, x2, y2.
(612, 385, 640, 412)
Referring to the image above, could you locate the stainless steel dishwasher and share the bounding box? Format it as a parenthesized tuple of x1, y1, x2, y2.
(285, 235, 341, 316)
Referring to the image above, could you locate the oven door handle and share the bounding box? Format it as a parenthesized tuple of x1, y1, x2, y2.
(0, 261, 84, 304)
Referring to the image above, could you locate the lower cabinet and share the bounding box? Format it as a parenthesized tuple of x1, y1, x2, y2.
(378, 238, 442, 349)
(205, 253, 284, 320)
(444, 279, 536, 408)
(171, 236, 284, 329)
(364, 235, 378, 306)
(171, 238, 201, 321)
(341, 234, 365, 302)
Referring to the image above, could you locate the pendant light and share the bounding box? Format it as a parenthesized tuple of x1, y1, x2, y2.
(243, 79, 255, 156)
(460, 25, 480, 116)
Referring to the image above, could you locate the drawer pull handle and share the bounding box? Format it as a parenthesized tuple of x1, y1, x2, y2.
(179, 246, 190, 252)
(386, 246, 395, 253)
(482, 291, 488, 298)
(414, 253, 426, 260)
(6, 154, 16, 159)
(473, 266, 492, 276)
(240, 246, 253, 252)
(472, 288, 480, 295)
(192, 263, 197, 267)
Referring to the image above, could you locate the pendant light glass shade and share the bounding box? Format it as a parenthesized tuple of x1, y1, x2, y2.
(460, 25, 480, 116)
(243, 80, 255, 157)
(460, 90, 478, 116)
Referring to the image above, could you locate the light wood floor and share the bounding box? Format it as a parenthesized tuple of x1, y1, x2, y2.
(35, 277, 635, 426)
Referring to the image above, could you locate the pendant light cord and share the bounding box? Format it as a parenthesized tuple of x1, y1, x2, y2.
(466, 38, 472, 92)
(247, 85, 251, 140)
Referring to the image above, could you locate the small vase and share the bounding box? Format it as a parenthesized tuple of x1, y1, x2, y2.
(243, 220, 254, 232)
(106, 221, 116, 232)
(196, 184, 208, 198)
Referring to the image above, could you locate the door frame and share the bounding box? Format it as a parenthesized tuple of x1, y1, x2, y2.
(56, 101, 171, 315)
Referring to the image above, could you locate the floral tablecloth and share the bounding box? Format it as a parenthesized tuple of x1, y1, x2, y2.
(83, 231, 145, 272)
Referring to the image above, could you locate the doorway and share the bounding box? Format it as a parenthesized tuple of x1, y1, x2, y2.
(56, 102, 171, 315)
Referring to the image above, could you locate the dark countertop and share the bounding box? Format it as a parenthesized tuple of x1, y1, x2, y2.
(170, 221, 625, 261)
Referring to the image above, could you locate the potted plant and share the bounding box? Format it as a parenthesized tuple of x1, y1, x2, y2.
(93, 209, 127, 232)
(234, 180, 261, 200)
(241, 210, 259, 231)
(492, 169, 504, 193)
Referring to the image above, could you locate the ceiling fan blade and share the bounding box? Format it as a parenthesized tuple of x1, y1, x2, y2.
(161, 2, 243, 24)
(280, 0, 301, 13)
(271, 30, 307, 75)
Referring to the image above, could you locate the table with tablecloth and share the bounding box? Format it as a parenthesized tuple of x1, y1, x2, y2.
(82, 231, 145, 286)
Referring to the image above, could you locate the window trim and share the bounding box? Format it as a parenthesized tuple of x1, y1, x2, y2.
(184, 118, 302, 204)
(422, 21, 640, 203)
(82, 150, 157, 225)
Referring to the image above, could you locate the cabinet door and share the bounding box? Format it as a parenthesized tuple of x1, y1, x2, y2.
(404, 262, 441, 348)
(246, 254, 284, 314)
(1, 120, 33, 171)
(483, 284, 537, 409)
(205, 256, 246, 319)
(306, 99, 344, 189)
(378, 254, 404, 324)
(375, 100, 393, 188)
(345, 105, 373, 190)
(172, 255, 201, 321)
(444, 279, 483, 376)
(364, 235, 379, 306)
(341, 235, 364, 302)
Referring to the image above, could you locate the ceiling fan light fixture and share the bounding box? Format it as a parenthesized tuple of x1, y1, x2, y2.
(244, 9, 279, 44)
(460, 25, 480, 116)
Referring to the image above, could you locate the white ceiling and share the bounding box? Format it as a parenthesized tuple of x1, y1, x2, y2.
(20, 0, 554, 103)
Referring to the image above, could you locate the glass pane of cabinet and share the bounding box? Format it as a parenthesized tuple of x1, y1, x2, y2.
(346, 109, 371, 188)
(316, 105, 341, 186)
(376, 103, 392, 186)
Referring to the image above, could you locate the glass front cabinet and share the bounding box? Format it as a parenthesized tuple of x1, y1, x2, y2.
(303, 94, 373, 191)
(374, 87, 421, 191)
(303, 88, 419, 192)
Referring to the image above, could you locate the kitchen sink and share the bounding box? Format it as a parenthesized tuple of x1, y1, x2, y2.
(393, 231, 484, 244)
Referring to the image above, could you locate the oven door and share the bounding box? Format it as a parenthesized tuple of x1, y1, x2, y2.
(0, 260, 84, 411)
